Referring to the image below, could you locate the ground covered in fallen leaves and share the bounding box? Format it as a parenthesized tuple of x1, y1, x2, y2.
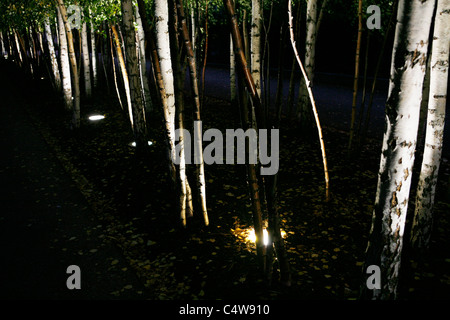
(27, 73, 450, 300)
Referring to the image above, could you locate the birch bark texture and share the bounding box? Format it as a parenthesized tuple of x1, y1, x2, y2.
(121, 0, 148, 147)
(155, 0, 177, 165)
(411, 0, 449, 250)
(251, 0, 262, 98)
(135, 4, 152, 112)
(57, 7, 72, 111)
(56, 0, 81, 128)
(89, 8, 98, 89)
(81, 20, 92, 97)
(363, 0, 436, 300)
(298, 0, 317, 128)
(44, 17, 61, 92)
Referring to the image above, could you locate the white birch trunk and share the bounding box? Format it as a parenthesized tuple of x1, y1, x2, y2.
(81, 20, 92, 97)
(13, 30, 23, 65)
(251, 0, 262, 97)
(57, 7, 73, 111)
(0, 31, 7, 58)
(89, 9, 98, 89)
(45, 17, 61, 92)
(121, 0, 148, 146)
(363, 0, 436, 300)
(298, 0, 317, 126)
(411, 0, 449, 250)
(57, 0, 81, 128)
(155, 0, 176, 163)
(135, 4, 152, 112)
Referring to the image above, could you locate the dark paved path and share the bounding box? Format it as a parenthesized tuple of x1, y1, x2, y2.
(0, 60, 149, 299)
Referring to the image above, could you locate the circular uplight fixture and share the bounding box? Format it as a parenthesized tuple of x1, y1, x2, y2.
(88, 114, 106, 121)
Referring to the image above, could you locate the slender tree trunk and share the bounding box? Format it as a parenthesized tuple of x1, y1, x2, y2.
(348, 0, 363, 154)
(13, 30, 23, 67)
(411, 0, 449, 250)
(251, 0, 262, 98)
(0, 32, 5, 58)
(111, 24, 134, 128)
(135, 4, 152, 112)
(361, 0, 436, 300)
(89, 9, 98, 89)
(287, 2, 301, 117)
(121, 0, 148, 148)
(45, 17, 61, 92)
(155, 0, 178, 185)
(169, 0, 193, 226)
(109, 28, 123, 110)
(81, 20, 92, 98)
(56, 0, 81, 129)
(176, 0, 209, 226)
(57, 7, 72, 112)
(298, 0, 318, 131)
(288, 0, 329, 201)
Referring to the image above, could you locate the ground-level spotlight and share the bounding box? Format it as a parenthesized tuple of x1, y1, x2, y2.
(242, 227, 287, 246)
(129, 141, 154, 147)
(88, 114, 106, 121)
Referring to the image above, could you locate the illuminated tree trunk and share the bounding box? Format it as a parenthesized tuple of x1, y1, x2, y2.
(348, 0, 363, 154)
(109, 29, 123, 110)
(57, 7, 72, 111)
(155, 0, 177, 184)
(135, 4, 152, 112)
(0, 32, 6, 58)
(298, 0, 317, 130)
(81, 20, 92, 97)
(56, 1, 80, 128)
(121, 0, 148, 147)
(44, 17, 61, 92)
(251, 0, 262, 98)
(176, 0, 209, 226)
(89, 8, 98, 89)
(362, 0, 436, 300)
(411, 0, 449, 250)
(111, 25, 133, 128)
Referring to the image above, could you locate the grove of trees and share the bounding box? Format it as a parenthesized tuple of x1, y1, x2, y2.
(0, 0, 448, 300)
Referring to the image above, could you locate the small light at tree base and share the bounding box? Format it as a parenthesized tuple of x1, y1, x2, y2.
(243, 228, 286, 246)
(88, 115, 105, 121)
(129, 141, 153, 147)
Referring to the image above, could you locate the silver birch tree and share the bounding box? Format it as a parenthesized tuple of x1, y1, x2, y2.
(411, 0, 449, 250)
(135, 4, 152, 112)
(89, 8, 97, 89)
(121, 0, 148, 147)
(298, 0, 317, 128)
(251, 0, 262, 98)
(81, 19, 92, 97)
(155, 0, 177, 167)
(44, 17, 61, 92)
(56, 6, 72, 112)
(362, 0, 436, 300)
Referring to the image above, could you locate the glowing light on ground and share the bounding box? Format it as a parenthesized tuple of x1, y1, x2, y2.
(88, 114, 105, 121)
(129, 141, 153, 147)
(236, 227, 287, 246)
